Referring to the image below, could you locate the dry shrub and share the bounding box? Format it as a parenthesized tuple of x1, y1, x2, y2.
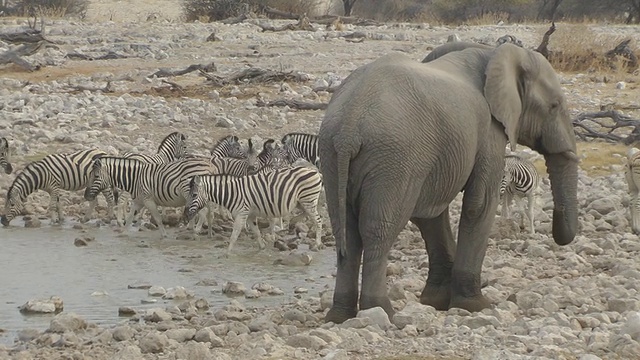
(353, 0, 429, 22)
(544, 24, 636, 73)
(464, 11, 511, 25)
(6, 0, 88, 18)
(183, 0, 322, 22)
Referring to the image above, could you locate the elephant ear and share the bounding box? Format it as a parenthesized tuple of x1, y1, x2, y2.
(484, 44, 528, 151)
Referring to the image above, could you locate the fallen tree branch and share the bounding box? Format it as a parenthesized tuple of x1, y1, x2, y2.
(149, 62, 217, 79)
(202, 67, 310, 86)
(0, 42, 45, 71)
(258, 15, 315, 32)
(67, 81, 114, 93)
(605, 39, 638, 69)
(535, 21, 556, 59)
(0, 29, 47, 44)
(260, 5, 299, 20)
(573, 110, 640, 144)
(160, 79, 183, 91)
(65, 51, 129, 61)
(256, 98, 328, 110)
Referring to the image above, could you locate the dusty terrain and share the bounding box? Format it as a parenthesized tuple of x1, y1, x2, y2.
(1, 0, 640, 359)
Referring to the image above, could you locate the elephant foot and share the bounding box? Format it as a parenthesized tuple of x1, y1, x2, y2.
(449, 294, 491, 313)
(360, 295, 395, 320)
(325, 306, 357, 324)
(420, 283, 451, 311)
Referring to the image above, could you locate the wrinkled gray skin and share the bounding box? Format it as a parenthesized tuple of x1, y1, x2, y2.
(318, 42, 579, 323)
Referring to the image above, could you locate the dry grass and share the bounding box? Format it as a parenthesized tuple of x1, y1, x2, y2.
(530, 141, 630, 177)
(540, 23, 638, 73)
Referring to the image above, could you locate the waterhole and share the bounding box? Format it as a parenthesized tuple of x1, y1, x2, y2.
(0, 218, 336, 345)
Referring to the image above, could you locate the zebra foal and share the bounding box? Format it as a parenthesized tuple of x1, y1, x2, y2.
(625, 147, 640, 234)
(500, 154, 540, 234)
(84, 157, 217, 237)
(0, 137, 13, 174)
(1, 149, 115, 226)
(184, 166, 324, 255)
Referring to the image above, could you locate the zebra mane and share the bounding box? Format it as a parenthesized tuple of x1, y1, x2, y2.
(157, 132, 184, 153)
(212, 135, 239, 150)
(282, 132, 315, 142)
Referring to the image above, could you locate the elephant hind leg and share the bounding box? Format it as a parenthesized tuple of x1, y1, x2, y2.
(411, 209, 457, 310)
(325, 206, 362, 324)
(358, 184, 420, 319)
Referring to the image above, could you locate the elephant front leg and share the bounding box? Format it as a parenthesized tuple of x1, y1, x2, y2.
(450, 169, 501, 312)
(411, 210, 456, 310)
(325, 208, 363, 324)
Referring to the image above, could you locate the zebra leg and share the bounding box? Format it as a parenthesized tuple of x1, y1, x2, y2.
(526, 193, 535, 235)
(50, 188, 63, 225)
(633, 194, 640, 235)
(247, 214, 266, 250)
(227, 211, 249, 256)
(501, 192, 512, 219)
(207, 202, 215, 238)
(143, 198, 167, 238)
(300, 200, 324, 251)
(124, 198, 143, 228)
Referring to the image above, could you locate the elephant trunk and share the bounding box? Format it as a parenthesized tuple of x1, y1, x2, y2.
(545, 151, 579, 245)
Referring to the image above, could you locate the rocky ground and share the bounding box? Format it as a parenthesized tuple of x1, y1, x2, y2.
(1, 3, 640, 359)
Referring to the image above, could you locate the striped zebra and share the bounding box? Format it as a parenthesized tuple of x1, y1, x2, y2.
(210, 135, 248, 160)
(625, 147, 640, 234)
(1, 149, 115, 226)
(84, 156, 217, 237)
(0, 137, 12, 174)
(116, 131, 189, 223)
(184, 166, 324, 255)
(280, 132, 320, 168)
(500, 154, 540, 234)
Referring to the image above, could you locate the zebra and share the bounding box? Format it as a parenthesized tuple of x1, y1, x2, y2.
(0, 137, 13, 174)
(184, 166, 324, 255)
(625, 147, 640, 234)
(116, 131, 189, 223)
(280, 132, 320, 168)
(84, 156, 218, 237)
(1, 149, 116, 226)
(210, 135, 248, 160)
(500, 154, 540, 234)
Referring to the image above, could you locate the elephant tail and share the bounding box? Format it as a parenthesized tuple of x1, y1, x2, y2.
(335, 137, 358, 261)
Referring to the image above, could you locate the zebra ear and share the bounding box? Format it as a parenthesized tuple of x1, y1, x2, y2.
(190, 175, 201, 189)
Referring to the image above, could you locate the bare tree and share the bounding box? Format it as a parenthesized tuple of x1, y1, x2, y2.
(626, 0, 640, 23)
(343, 0, 357, 16)
(537, 0, 563, 20)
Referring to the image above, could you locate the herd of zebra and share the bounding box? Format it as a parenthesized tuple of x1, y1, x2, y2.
(0, 132, 323, 254)
(6, 131, 639, 251)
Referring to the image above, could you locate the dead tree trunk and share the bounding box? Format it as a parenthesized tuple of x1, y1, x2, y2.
(0, 42, 44, 71)
(535, 22, 556, 60)
(573, 110, 640, 144)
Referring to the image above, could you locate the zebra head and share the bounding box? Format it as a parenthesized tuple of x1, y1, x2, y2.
(1, 181, 26, 226)
(0, 137, 12, 174)
(249, 139, 279, 174)
(246, 138, 260, 173)
(184, 175, 207, 222)
(84, 158, 109, 201)
(158, 132, 189, 161)
(210, 135, 246, 159)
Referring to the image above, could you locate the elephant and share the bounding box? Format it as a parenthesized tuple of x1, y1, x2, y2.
(318, 42, 579, 324)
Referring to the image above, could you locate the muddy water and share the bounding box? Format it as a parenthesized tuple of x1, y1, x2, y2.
(0, 219, 336, 345)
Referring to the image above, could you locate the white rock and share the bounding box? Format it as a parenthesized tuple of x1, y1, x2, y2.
(356, 307, 393, 330)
